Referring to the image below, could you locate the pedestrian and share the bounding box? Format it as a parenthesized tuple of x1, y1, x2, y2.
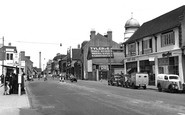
(4, 81, 10, 95)
(1, 74, 4, 87)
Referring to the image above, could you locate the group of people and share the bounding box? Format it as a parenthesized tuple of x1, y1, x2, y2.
(0, 73, 19, 95)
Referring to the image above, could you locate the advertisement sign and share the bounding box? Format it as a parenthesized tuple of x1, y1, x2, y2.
(87, 60, 92, 72)
(14, 53, 19, 66)
(90, 47, 113, 58)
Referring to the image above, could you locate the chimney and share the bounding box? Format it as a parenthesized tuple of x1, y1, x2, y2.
(107, 30, 112, 41)
(77, 44, 80, 49)
(90, 30, 96, 39)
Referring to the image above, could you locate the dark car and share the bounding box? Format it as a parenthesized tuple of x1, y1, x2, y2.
(70, 74, 77, 82)
(108, 74, 124, 86)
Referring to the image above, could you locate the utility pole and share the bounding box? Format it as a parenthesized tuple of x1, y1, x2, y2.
(18, 52, 22, 96)
(2, 36, 5, 95)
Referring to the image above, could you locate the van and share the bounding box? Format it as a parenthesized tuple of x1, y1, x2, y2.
(157, 74, 184, 93)
(129, 73, 148, 89)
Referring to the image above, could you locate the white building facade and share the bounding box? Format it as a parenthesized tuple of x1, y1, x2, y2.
(123, 5, 185, 86)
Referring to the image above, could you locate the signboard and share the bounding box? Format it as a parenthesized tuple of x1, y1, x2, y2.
(87, 60, 92, 72)
(13, 53, 19, 66)
(99, 65, 109, 70)
(90, 47, 113, 58)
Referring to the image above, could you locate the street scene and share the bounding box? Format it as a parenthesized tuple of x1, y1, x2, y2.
(22, 77, 185, 115)
(0, 0, 185, 115)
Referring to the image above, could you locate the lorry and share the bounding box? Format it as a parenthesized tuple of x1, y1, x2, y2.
(128, 73, 149, 89)
(157, 74, 185, 93)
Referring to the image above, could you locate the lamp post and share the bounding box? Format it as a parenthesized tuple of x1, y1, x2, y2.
(18, 52, 22, 96)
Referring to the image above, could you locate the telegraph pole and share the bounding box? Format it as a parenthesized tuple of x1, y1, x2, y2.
(2, 36, 5, 95)
(18, 52, 22, 96)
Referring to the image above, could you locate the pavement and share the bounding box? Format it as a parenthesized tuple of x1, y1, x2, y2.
(0, 83, 30, 115)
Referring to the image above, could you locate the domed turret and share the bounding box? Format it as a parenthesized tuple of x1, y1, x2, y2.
(125, 18, 140, 28)
(124, 13, 140, 42)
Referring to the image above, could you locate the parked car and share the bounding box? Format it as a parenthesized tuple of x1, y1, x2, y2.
(157, 74, 185, 93)
(108, 74, 124, 86)
(70, 74, 77, 82)
(129, 73, 148, 89)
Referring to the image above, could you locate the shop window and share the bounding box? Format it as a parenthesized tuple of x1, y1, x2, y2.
(158, 67, 164, 74)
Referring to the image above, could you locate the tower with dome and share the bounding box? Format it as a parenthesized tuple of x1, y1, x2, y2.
(124, 13, 140, 42)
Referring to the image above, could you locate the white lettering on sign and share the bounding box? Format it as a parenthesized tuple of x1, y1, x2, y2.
(6, 49, 14, 52)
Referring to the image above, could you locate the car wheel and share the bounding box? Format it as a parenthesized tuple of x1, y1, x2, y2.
(169, 85, 174, 93)
(158, 84, 162, 92)
(143, 86, 146, 89)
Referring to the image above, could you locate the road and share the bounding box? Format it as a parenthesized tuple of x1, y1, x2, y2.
(20, 77, 185, 115)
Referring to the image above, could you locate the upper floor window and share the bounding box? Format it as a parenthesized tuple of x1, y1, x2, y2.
(128, 43, 136, 56)
(143, 39, 152, 49)
(161, 31, 175, 47)
(143, 39, 152, 54)
(6, 53, 13, 60)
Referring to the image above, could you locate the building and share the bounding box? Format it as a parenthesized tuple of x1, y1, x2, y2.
(52, 53, 66, 75)
(123, 5, 185, 85)
(0, 45, 18, 76)
(72, 45, 82, 79)
(124, 14, 140, 42)
(81, 30, 124, 81)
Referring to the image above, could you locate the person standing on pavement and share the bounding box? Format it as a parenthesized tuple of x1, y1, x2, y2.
(1, 74, 4, 87)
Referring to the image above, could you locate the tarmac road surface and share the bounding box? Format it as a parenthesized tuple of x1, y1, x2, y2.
(20, 78, 185, 115)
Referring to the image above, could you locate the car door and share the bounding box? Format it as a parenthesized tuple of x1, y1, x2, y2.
(163, 75, 169, 89)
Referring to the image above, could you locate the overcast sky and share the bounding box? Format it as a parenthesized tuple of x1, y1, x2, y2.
(0, 0, 184, 68)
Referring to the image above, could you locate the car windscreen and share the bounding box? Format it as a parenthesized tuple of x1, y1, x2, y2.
(169, 76, 178, 79)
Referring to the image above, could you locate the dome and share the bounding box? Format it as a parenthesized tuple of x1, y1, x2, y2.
(125, 18, 140, 28)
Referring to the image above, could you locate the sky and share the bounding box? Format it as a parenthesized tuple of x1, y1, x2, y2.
(0, 0, 184, 68)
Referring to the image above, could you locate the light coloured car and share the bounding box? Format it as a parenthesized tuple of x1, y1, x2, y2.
(157, 74, 184, 93)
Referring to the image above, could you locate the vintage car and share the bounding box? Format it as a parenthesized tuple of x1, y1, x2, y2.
(157, 74, 184, 93)
(108, 74, 124, 86)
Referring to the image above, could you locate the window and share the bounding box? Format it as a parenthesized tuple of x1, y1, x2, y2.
(6, 53, 9, 60)
(10, 54, 13, 60)
(6, 53, 13, 60)
(161, 31, 175, 47)
(143, 39, 152, 54)
(128, 43, 136, 56)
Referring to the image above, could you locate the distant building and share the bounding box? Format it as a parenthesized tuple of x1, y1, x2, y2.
(0, 45, 18, 75)
(81, 30, 124, 81)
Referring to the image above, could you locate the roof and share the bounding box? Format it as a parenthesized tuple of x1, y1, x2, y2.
(72, 49, 81, 60)
(124, 5, 185, 44)
(53, 54, 66, 61)
(125, 18, 140, 28)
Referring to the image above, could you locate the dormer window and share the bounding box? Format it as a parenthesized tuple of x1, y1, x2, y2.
(161, 31, 175, 47)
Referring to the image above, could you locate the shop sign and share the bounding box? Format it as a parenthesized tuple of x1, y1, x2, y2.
(90, 47, 113, 58)
(162, 51, 172, 57)
(126, 57, 136, 61)
(87, 60, 92, 72)
(99, 65, 109, 70)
